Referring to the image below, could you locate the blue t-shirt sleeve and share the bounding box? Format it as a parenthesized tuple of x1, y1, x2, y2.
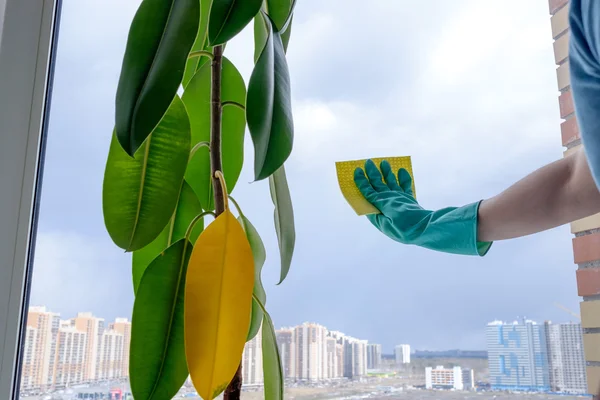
(569, 0, 600, 189)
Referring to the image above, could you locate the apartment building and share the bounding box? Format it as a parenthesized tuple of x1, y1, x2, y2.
(20, 308, 128, 393)
(367, 343, 382, 370)
(395, 344, 411, 365)
(294, 322, 329, 381)
(276, 328, 296, 379)
(69, 312, 105, 382)
(486, 320, 550, 392)
(426, 366, 464, 390)
(274, 324, 367, 382)
(545, 322, 587, 394)
(52, 324, 87, 388)
(97, 329, 124, 381)
(242, 325, 263, 386)
(109, 318, 131, 378)
(22, 306, 60, 392)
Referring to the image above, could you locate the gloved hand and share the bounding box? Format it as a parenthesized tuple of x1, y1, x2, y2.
(354, 159, 492, 256)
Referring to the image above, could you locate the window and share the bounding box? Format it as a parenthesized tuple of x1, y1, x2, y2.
(1, 1, 598, 399)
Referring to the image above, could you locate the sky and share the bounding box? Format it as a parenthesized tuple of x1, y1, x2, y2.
(29, 0, 579, 353)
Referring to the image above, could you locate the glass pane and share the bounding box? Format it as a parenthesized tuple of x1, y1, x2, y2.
(19, 0, 598, 399)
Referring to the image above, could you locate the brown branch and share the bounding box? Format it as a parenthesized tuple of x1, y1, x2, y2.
(224, 364, 243, 400)
(210, 45, 226, 217)
(210, 44, 243, 400)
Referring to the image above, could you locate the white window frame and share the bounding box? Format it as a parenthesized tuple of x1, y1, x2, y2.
(0, 0, 60, 398)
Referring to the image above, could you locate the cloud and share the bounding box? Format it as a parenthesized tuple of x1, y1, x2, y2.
(29, 0, 581, 353)
(29, 231, 132, 321)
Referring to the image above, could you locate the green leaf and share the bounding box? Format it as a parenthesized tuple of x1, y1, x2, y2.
(254, 6, 292, 63)
(266, 0, 293, 31)
(103, 96, 191, 252)
(208, 0, 263, 45)
(253, 14, 269, 63)
(182, 0, 214, 89)
(262, 310, 284, 400)
(247, 14, 294, 181)
(239, 215, 267, 341)
(269, 165, 295, 284)
(115, 0, 199, 156)
(132, 181, 203, 294)
(130, 239, 192, 400)
(280, 16, 292, 52)
(182, 57, 246, 211)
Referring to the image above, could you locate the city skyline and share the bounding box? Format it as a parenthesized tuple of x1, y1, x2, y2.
(24, 304, 584, 355)
(21, 305, 590, 396)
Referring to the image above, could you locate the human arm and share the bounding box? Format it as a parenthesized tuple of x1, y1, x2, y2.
(354, 151, 600, 256)
(354, 160, 492, 256)
(477, 148, 600, 241)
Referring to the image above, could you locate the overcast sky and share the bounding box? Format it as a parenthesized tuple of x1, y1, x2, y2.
(30, 0, 579, 353)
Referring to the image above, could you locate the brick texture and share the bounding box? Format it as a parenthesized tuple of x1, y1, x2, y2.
(588, 366, 600, 399)
(573, 233, 600, 264)
(560, 90, 575, 118)
(584, 334, 600, 362)
(577, 268, 600, 297)
(572, 212, 600, 234)
(554, 32, 570, 64)
(550, 0, 569, 15)
(551, 5, 570, 39)
(556, 61, 570, 91)
(581, 300, 600, 329)
(561, 117, 579, 146)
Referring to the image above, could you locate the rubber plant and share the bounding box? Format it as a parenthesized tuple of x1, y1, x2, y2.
(102, 0, 297, 399)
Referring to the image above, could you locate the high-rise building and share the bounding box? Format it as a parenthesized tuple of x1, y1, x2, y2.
(22, 306, 60, 391)
(275, 324, 367, 382)
(328, 330, 367, 380)
(547, 0, 600, 395)
(109, 318, 131, 378)
(326, 337, 338, 378)
(97, 329, 124, 381)
(353, 340, 368, 377)
(52, 324, 87, 388)
(486, 320, 550, 392)
(20, 326, 38, 392)
(462, 368, 475, 390)
(367, 344, 382, 370)
(545, 322, 587, 394)
(19, 308, 133, 392)
(343, 337, 354, 378)
(70, 312, 105, 382)
(276, 328, 296, 379)
(394, 344, 410, 365)
(335, 342, 344, 378)
(425, 366, 464, 390)
(242, 325, 263, 386)
(293, 323, 329, 381)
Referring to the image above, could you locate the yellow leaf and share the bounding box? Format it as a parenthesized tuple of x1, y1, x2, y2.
(185, 209, 254, 400)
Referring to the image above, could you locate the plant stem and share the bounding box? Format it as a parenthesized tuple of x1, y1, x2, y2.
(210, 44, 243, 400)
(224, 364, 243, 400)
(210, 45, 226, 217)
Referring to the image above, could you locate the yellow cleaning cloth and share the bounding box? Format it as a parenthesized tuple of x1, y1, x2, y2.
(335, 156, 416, 215)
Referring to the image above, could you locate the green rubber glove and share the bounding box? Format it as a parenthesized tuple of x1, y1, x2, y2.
(354, 159, 492, 256)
